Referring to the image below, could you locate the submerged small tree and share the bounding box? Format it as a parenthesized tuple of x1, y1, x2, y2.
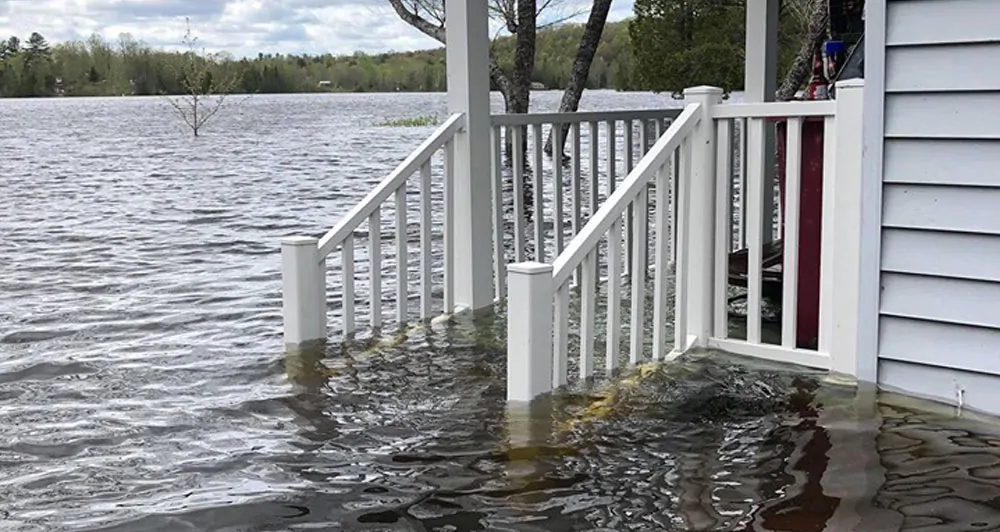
(164, 20, 245, 137)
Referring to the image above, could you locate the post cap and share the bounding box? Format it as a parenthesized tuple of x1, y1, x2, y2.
(282, 236, 319, 246)
(683, 86, 725, 96)
(835, 78, 864, 90)
(507, 261, 554, 275)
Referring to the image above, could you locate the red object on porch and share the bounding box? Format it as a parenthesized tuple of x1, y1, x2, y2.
(775, 118, 826, 349)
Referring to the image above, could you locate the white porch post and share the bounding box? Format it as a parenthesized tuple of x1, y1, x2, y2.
(829, 80, 866, 379)
(683, 87, 723, 345)
(745, 0, 779, 242)
(446, 0, 494, 313)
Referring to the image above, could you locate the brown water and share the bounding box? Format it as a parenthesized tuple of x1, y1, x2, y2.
(2, 92, 1000, 531)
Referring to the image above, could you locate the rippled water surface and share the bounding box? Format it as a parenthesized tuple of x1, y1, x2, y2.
(3, 92, 1000, 531)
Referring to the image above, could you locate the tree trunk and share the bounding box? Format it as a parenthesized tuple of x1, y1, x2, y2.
(776, 0, 830, 101)
(543, 0, 613, 156)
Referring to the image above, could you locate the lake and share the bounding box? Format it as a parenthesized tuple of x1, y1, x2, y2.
(3, 91, 1000, 531)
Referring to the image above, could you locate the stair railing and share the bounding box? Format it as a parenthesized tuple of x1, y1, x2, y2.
(281, 113, 465, 348)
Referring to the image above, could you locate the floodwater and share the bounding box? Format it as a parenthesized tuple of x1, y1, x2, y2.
(3, 91, 1000, 531)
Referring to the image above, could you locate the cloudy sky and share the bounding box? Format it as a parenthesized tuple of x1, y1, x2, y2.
(0, 0, 636, 57)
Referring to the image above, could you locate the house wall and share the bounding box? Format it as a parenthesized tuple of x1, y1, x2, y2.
(877, 0, 1000, 414)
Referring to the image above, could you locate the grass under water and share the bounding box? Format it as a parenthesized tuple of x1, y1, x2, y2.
(56, 312, 999, 531)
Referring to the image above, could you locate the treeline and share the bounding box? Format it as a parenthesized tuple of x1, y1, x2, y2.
(0, 22, 635, 98)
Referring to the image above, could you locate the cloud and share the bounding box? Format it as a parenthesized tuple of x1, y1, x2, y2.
(0, 0, 635, 58)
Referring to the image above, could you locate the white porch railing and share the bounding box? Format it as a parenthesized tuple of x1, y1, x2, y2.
(507, 81, 866, 402)
(489, 109, 682, 301)
(281, 113, 464, 347)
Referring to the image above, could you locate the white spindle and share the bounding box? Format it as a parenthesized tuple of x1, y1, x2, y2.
(606, 214, 622, 372)
(369, 210, 382, 330)
(673, 139, 692, 352)
(553, 124, 565, 254)
(571, 122, 582, 286)
(506, 262, 554, 403)
(342, 236, 355, 335)
(738, 118, 748, 250)
(781, 118, 803, 349)
(580, 249, 597, 378)
(512, 126, 526, 262)
(714, 119, 732, 338)
(818, 114, 838, 354)
(444, 140, 455, 313)
(606, 120, 617, 194)
(630, 188, 648, 364)
(652, 164, 671, 359)
(317, 258, 326, 336)
(532, 123, 545, 262)
(395, 185, 408, 324)
(745, 118, 765, 344)
(491, 126, 505, 301)
(368, 211, 382, 329)
(589, 121, 599, 218)
(420, 160, 433, 319)
(624, 119, 635, 276)
(554, 283, 569, 388)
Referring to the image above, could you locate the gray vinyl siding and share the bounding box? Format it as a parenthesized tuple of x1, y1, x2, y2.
(878, 0, 1000, 414)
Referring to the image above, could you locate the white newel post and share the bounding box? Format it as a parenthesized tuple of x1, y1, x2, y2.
(282, 236, 325, 348)
(829, 80, 865, 379)
(683, 87, 723, 346)
(446, 0, 494, 313)
(507, 263, 554, 402)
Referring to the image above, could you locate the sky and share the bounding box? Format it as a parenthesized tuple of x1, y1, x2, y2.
(0, 0, 636, 58)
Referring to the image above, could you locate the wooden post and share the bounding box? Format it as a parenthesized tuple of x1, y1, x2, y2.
(829, 80, 866, 379)
(446, 0, 494, 313)
(282, 236, 325, 348)
(683, 86, 723, 346)
(507, 262, 554, 402)
(746, 0, 779, 243)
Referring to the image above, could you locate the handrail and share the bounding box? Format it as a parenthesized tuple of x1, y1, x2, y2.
(316, 112, 465, 258)
(711, 100, 835, 119)
(491, 108, 682, 127)
(551, 103, 702, 288)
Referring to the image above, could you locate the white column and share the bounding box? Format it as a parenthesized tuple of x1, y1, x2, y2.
(282, 236, 325, 348)
(507, 262, 554, 403)
(828, 80, 865, 379)
(446, 0, 494, 313)
(683, 86, 723, 346)
(746, 0, 779, 242)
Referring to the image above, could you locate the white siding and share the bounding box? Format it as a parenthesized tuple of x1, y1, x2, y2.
(879, 0, 1000, 414)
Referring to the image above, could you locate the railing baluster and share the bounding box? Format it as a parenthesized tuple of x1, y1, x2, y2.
(674, 138, 692, 352)
(491, 126, 505, 301)
(624, 119, 635, 276)
(714, 119, 732, 339)
(607, 213, 623, 372)
(369, 209, 382, 330)
(746, 118, 765, 344)
(532, 123, 545, 262)
(444, 140, 455, 313)
(738, 118, 748, 251)
(580, 248, 597, 379)
(395, 185, 408, 324)
(589, 121, 599, 219)
(554, 283, 569, 388)
(782, 118, 803, 349)
(630, 188, 648, 364)
(652, 164, 671, 359)
(818, 115, 838, 354)
(420, 160, 433, 319)
(553, 123, 565, 255)
(512, 126, 526, 262)
(606, 120, 617, 194)
(343, 236, 355, 336)
(670, 147, 679, 266)
(571, 122, 582, 286)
